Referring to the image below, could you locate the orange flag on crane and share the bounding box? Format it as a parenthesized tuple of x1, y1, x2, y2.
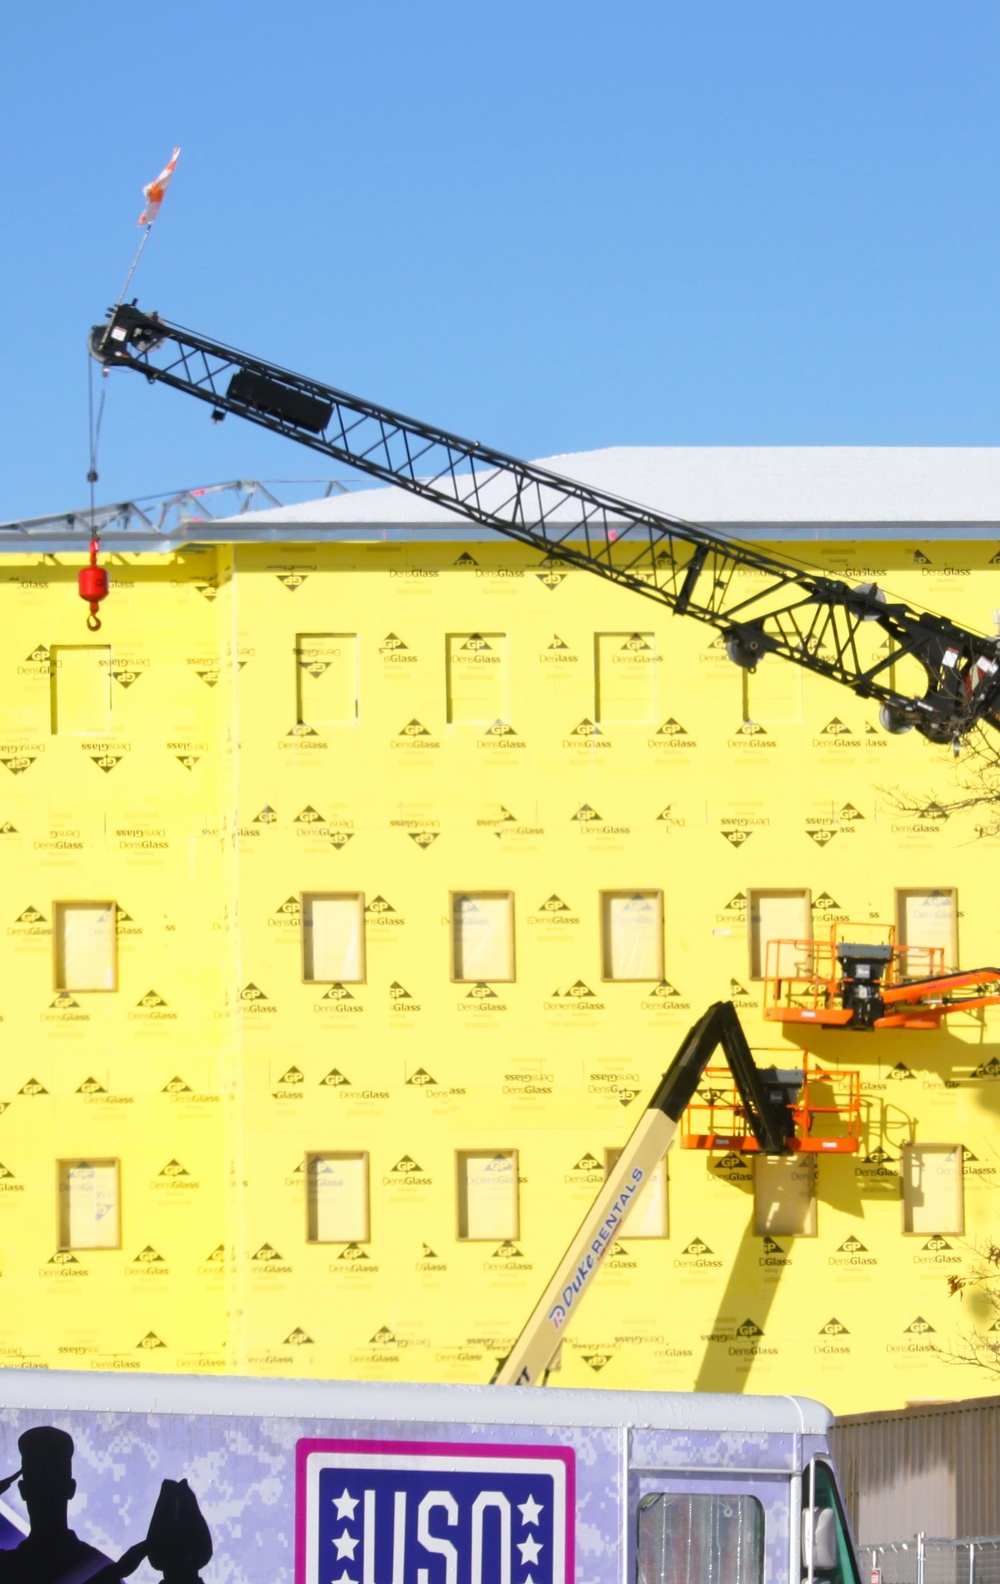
(138, 147, 181, 227)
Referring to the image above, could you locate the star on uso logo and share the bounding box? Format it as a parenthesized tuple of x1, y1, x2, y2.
(296, 1439, 573, 1584)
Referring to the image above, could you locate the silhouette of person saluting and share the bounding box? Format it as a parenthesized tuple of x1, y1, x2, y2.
(0, 1426, 123, 1584)
(0, 1429, 212, 1584)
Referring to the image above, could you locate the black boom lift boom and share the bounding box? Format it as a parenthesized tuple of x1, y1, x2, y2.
(90, 302, 1000, 745)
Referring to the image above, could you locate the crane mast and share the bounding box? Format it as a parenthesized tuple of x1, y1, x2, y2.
(90, 302, 1000, 744)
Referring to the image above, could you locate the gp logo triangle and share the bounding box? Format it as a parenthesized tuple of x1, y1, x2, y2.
(370, 1325, 397, 1344)
(819, 1318, 849, 1335)
(158, 1159, 189, 1178)
(391, 1155, 423, 1174)
(573, 1153, 602, 1171)
(492, 1241, 524, 1259)
(136, 989, 168, 1008)
(904, 1316, 935, 1333)
(406, 1068, 437, 1086)
(75, 1076, 107, 1095)
(398, 718, 431, 737)
(572, 803, 602, 822)
(819, 717, 853, 735)
(682, 1237, 713, 1256)
(319, 1069, 350, 1090)
(466, 983, 499, 999)
(294, 805, 325, 824)
(838, 1235, 868, 1253)
(133, 1245, 165, 1265)
(459, 633, 492, 651)
(277, 1065, 304, 1085)
(538, 894, 570, 912)
(285, 1327, 313, 1345)
(408, 830, 439, 848)
(16, 905, 46, 924)
(251, 1243, 282, 1262)
(582, 1353, 612, 1371)
(569, 718, 602, 737)
(337, 1243, 368, 1261)
(654, 718, 688, 735)
(320, 984, 355, 1001)
(736, 1318, 764, 1338)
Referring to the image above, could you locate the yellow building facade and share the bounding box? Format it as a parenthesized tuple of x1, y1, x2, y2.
(2, 446, 1000, 1413)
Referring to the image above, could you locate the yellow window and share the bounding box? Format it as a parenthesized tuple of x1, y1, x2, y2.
(456, 1150, 519, 1240)
(301, 894, 365, 983)
(305, 1152, 370, 1243)
(54, 902, 117, 991)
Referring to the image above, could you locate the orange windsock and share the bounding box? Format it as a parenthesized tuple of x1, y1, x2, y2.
(138, 147, 181, 227)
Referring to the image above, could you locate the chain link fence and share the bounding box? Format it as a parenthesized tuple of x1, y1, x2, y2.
(867, 1538, 1000, 1584)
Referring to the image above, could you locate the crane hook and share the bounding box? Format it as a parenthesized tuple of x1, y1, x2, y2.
(78, 537, 109, 631)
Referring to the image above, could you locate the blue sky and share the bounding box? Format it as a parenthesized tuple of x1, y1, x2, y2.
(1, 2, 998, 520)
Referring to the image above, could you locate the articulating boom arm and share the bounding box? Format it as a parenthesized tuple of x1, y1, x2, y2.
(493, 1002, 790, 1386)
(91, 303, 1000, 743)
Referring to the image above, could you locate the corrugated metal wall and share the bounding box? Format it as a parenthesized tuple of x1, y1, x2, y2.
(832, 1396, 1000, 1543)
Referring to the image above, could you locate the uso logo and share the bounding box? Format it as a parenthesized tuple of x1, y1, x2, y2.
(296, 1439, 574, 1584)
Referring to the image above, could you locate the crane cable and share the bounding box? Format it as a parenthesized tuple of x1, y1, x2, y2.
(82, 355, 109, 630)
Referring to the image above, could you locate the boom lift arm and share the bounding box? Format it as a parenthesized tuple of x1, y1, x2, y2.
(90, 303, 1000, 745)
(493, 1000, 791, 1386)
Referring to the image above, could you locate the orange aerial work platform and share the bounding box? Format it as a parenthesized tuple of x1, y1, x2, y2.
(762, 923, 1000, 1030)
(680, 1054, 861, 1153)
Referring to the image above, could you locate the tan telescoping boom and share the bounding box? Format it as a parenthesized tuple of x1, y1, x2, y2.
(493, 1001, 792, 1386)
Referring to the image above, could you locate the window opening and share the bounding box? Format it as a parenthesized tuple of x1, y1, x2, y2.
(54, 902, 117, 991)
(601, 891, 664, 981)
(456, 1150, 519, 1240)
(57, 1160, 120, 1250)
(451, 892, 515, 982)
(902, 1143, 964, 1235)
(50, 645, 112, 734)
(305, 1152, 370, 1243)
(301, 893, 365, 983)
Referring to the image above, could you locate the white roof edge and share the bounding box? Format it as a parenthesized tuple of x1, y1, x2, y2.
(0, 1368, 831, 1435)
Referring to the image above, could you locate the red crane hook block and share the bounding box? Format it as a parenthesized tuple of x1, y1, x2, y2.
(78, 538, 109, 631)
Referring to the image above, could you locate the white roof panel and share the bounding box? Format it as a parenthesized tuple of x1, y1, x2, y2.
(220, 446, 1000, 533)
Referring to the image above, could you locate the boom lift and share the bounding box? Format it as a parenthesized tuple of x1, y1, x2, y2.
(90, 303, 1000, 745)
(762, 921, 1000, 1029)
(492, 1001, 858, 1385)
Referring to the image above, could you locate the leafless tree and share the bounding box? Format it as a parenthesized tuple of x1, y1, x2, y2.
(934, 1240, 1000, 1376)
(883, 728, 1000, 839)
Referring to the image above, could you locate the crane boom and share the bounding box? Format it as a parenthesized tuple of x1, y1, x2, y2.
(90, 302, 1000, 744)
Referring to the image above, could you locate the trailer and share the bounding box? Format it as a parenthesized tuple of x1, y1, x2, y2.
(0, 1369, 859, 1584)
